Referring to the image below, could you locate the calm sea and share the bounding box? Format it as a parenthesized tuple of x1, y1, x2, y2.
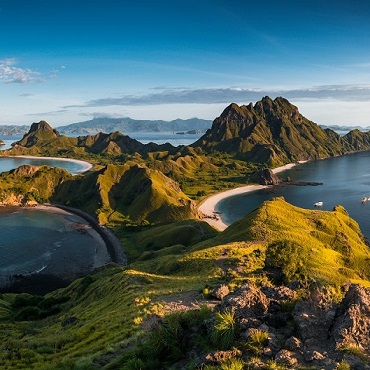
(218, 151, 370, 238)
(0, 208, 111, 292)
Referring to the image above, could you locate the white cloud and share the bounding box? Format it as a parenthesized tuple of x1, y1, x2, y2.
(0, 58, 61, 84)
(63, 84, 370, 109)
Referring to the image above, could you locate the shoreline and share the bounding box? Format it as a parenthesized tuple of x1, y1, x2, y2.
(198, 161, 307, 231)
(50, 204, 127, 266)
(0, 204, 126, 295)
(8, 155, 93, 174)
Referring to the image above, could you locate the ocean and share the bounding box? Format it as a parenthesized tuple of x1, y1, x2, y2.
(0, 207, 111, 293)
(217, 151, 370, 238)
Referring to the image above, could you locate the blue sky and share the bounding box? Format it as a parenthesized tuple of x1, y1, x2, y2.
(1, 0, 370, 126)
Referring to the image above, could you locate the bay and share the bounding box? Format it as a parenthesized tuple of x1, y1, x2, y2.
(218, 151, 370, 238)
(0, 156, 90, 175)
(0, 207, 111, 293)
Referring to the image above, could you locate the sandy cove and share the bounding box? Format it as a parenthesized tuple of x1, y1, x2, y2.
(11, 155, 93, 174)
(198, 162, 307, 231)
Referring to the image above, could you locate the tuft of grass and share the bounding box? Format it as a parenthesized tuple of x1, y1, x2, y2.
(212, 309, 236, 349)
(337, 360, 351, 370)
(339, 344, 369, 363)
(245, 329, 269, 355)
(220, 358, 245, 370)
(265, 360, 287, 369)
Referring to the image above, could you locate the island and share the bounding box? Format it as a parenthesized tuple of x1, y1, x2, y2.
(1, 97, 370, 369)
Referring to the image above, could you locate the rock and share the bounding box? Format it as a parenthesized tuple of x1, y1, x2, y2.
(263, 347, 273, 357)
(212, 284, 230, 300)
(304, 350, 326, 362)
(293, 299, 334, 344)
(331, 284, 370, 353)
(221, 282, 269, 321)
(205, 349, 241, 365)
(261, 285, 296, 301)
(249, 168, 280, 185)
(266, 312, 291, 328)
(275, 349, 298, 366)
(284, 336, 302, 351)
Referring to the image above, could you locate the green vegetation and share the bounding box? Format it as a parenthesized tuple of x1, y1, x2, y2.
(245, 329, 269, 355)
(212, 309, 236, 349)
(2, 98, 370, 368)
(0, 196, 368, 368)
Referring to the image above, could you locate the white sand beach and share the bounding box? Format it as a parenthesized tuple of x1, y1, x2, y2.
(199, 161, 307, 231)
(12, 155, 93, 174)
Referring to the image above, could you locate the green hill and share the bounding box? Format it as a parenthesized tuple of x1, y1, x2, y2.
(0, 163, 199, 225)
(192, 96, 370, 166)
(5, 122, 176, 157)
(0, 165, 72, 204)
(1, 197, 369, 368)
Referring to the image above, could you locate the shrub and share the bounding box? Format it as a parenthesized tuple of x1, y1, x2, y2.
(266, 240, 309, 282)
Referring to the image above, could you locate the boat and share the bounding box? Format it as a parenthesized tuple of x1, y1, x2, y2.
(314, 201, 323, 207)
(362, 197, 368, 204)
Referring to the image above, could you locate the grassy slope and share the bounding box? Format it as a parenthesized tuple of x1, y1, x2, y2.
(0, 163, 200, 225)
(1, 198, 370, 368)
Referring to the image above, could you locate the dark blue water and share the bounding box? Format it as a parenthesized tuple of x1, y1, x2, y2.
(218, 151, 370, 238)
(0, 208, 110, 290)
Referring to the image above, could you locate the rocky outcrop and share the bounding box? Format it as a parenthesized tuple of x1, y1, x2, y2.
(0, 193, 38, 207)
(210, 282, 370, 369)
(248, 168, 280, 185)
(332, 284, 370, 353)
(0, 139, 5, 146)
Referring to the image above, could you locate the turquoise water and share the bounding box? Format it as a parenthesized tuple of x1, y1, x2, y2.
(0, 157, 88, 175)
(218, 151, 370, 238)
(0, 208, 110, 291)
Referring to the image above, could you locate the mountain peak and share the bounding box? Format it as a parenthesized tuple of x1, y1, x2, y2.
(220, 103, 247, 119)
(192, 96, 346, 166)
(29, 120, 59, 135)
(15, 121, 60, 148)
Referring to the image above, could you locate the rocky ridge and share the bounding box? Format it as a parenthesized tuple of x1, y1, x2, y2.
(192, 96, 370, 166)
(203, 281, 370, 369)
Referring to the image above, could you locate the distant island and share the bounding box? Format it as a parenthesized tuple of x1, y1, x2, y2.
(57, 116, 212, 134)
(0, 117, 212, 136)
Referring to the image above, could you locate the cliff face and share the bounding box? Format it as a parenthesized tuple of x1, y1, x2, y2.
(192, 96, 369, 166)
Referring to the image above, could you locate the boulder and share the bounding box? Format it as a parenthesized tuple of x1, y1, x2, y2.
(221, 282, 269, 320)
(331, 284, 370, 353)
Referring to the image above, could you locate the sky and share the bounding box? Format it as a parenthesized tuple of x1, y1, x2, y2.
(1, 0, 370, 126)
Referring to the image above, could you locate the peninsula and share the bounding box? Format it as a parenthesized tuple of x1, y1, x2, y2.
(1, 97, 370, 369)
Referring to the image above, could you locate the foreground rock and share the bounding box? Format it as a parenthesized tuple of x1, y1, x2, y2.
(204, 282, 370, 369)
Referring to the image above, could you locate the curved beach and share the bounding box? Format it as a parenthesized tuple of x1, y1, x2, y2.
(199, 162, 305, 231)
(11, 155, 93, 174)
(1, 204, 125, 294)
